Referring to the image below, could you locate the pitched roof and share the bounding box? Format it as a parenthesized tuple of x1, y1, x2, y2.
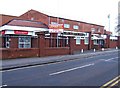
(7, 19, 48, 28)
(0, 14, 17, 26)
(19, 9, 104, 27)
(18, 9, 48, 25)
(50, 16, 104, 27)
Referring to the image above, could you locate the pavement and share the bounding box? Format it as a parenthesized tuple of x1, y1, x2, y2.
(0, 48, 119, 70)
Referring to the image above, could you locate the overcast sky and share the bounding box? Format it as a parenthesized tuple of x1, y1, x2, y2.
(0, 0, 119, 35)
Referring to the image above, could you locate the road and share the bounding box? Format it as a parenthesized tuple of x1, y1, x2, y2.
(1, 50, 119, 87)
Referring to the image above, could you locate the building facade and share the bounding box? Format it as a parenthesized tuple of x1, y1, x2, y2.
(0, 9, 119, 59)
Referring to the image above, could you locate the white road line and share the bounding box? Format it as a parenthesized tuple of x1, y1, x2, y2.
(105, 57, 118, 61)
(49, 63, 94, 76)
(0, 84, 7, 88)
(99, 57, 118, 62)
(1, 55, 118, 73)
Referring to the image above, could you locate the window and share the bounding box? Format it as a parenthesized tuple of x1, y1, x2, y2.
(76, 39, 80, 45)
(76, 37, 81, 45)
(51, 22, 57, 24)
(5, 36, 11, 48)
(19, 36, 31, 48)
(31, 17, 34, 20)
(73, 25, 79, 29)
(84, 38, 89, 44)
(91, 28, 96, 33)
(64, 24, 70, 28)
(94, 40, 99, 45)
(66, 37, 69, 45)
(98, 28, 101, 32)
(62, 19, 64, 22)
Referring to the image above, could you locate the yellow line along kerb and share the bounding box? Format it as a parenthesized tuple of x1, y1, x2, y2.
(100, 75, 120, 88)
(110, 79, 120, 87)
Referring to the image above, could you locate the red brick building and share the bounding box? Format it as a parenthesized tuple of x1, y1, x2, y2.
(0, 9, 119, 59)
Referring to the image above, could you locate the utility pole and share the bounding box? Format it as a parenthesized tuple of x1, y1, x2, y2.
(108, 14, 110, 32)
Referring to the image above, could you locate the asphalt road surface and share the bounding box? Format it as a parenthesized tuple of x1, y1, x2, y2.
(1, 50, 119, 87)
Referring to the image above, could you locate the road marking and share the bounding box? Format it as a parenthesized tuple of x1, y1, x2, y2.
(100, 75, 120, 88)
(1, 54, 118, 73)
(107, 79, 120, 88)
(0, 84, 7, 88)
(100, 57, 118, 62)
(49, 63, 94, 76)
(105, 57, 118, 62)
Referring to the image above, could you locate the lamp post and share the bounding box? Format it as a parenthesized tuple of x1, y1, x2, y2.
(108, 14, 110, 32)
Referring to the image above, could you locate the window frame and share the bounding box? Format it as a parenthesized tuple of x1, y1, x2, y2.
(64, 24, 70, 28)
(18, 36, 31, 48)
(51, 22, 58, 24)
(73, 25, 79, 30)
(75, 37, 81, 45)
(84, 37, 89, 44)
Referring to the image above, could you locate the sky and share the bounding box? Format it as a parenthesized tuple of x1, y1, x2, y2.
(0, 0, 119, 35)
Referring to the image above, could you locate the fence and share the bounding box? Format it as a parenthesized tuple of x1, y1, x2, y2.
(45, 36, 69, 47)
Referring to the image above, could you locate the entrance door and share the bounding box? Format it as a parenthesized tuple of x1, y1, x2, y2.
(5, 36, 10, 48)
(100, 40, 105, 48)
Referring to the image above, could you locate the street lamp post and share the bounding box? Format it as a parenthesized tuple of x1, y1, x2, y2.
(108, 14, 110, 32)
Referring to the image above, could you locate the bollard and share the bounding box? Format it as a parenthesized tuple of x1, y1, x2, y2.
(116, 47, 118, 49)
(102, 48, 104, 51)
(81, 49, 84, 53)
(94, 48, 96, 52)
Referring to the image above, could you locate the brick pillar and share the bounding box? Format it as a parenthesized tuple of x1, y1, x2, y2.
(36, 32, 45, 57)
(118, 36, 120, 49)
(88, 32, 92, 50)
(2, 37, 5, 48)
(106, 35, 110, 48)
(10, 37, 18, 48)
(0, 37, 2, 48)
(50, 33, 57, 47)
(69, 36, 75, 54)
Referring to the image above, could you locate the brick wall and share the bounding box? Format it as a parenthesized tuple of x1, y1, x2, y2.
(1, 37, 5, 48)
(109, 40, 118, 48)
(19, 10, 48, 25)
(118, 36, 120, 48)
(73, 39, 88, 51)
(31, 37, 38, 48)
(10, 37, 18, 48)
(45, 38, 50, 47)
(0, 37, 2, 48)
(1, 48, 39, 59)
(44, 47, 70, 56)
(0, 14, 16, 26)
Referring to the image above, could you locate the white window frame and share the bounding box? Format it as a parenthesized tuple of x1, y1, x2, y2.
(75, 37, 81, 45)
(91, 28, 96, 33)
(84, 37, 89, 44)
(18, 36, 31, 48)
(73, 25, 79, 29)
(51, 22, 58, 24)
(64, 24, 70, 28)
(66, 37, 69, 45)
(98, 28, 101, 32)
(94, 39, 99, 45)
(76, 39, 80, 45)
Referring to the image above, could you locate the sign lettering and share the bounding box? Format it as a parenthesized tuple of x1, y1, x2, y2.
(14, 30, 28, 35)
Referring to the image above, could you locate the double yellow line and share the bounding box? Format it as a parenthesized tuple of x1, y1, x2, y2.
(100, 75, 120, 88)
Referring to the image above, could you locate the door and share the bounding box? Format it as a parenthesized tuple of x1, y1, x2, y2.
(5, 36, 10, 48)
